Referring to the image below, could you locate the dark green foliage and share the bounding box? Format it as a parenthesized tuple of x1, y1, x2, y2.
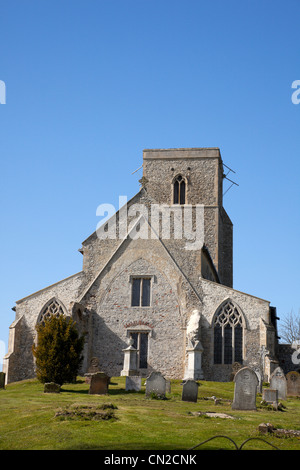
(32, 314, 84, 385)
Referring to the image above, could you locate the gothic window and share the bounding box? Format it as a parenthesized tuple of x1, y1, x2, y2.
(131, 332, 149, 368)
(173, 175, 186, 204)
(213, 301, 244, 365)
(131, 278, 151, 306)
(38, 298, 66, 324)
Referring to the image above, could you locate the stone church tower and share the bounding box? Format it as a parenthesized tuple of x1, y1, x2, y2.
(3, 148, 279, 384)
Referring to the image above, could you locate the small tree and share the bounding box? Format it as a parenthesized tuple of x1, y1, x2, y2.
(32, 314, 85, 385)
(279, 309, 300, 344)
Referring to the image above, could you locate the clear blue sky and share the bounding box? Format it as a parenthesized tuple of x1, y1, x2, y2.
(1, 0, 299, 365)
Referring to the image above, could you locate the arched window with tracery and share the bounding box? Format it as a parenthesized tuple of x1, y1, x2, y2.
(173, 175, 186, 204)
(38, 298, 66, 324)
(213, 300, 244, 365)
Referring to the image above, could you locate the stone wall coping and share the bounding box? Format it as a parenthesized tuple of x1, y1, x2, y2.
(15, 271, 83, 305)
(200, 276, 270, 304)
(143, 148, 222, 160)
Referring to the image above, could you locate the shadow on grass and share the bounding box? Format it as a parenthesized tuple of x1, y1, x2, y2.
(60, 387, 147, 396)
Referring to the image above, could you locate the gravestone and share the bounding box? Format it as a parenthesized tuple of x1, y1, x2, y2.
(231, 366, 258, 410)
(262, 388, 278, 406)
(125, 376, 142, 391)
(145, 371, 166, 398)
(0, 372, 5, 389)
(270, 367, 287, 400)
(89, 372, 109, 395)
(44, 382, 61, 393)
(181, 379, 199, 403)
(286, 371, 300, 397)
(254, 369, 263, 394)
(85, 357, 102, 383)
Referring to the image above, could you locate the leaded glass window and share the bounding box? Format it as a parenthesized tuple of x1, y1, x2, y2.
(213, 301, 244, 365)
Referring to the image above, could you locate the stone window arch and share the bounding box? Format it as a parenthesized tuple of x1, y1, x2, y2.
(173, 174, 186, 204)
(213, 300, 245, 365)
(37, 298, 67, 324)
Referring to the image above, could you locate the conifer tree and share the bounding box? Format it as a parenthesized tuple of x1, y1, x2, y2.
(32, 314, 84, 385)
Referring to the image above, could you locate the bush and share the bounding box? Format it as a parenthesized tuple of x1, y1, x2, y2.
(32, 314, 85, 385)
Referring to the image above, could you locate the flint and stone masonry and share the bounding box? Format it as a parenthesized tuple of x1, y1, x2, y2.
(3, 148, 281, 384)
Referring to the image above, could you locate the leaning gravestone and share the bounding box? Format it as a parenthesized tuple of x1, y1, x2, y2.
(286, 371, 300, 397)
(270, 367, 287, 400)
(181, 379, 199, 403)
(125, 376, 141, 391)
(231, 366, 258, 410)
(89, 372, 109, 395)
(145, 371, 166, 399)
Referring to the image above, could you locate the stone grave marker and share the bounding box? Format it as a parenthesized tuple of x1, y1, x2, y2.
(145, 371, 166, 399)
(0, 372, 5, 389)
(286, 371, 300, 397)
(254, 369, 263, 394)
(44, 382, 61, 393)
(181, 379, 199, 403)
(125, 376, 142, 391)
(89, 371, 109, 395)
(231, 366, 258, 410)
(262, 388, 278, 406)
(85, 357, 102, 384)
(270, 367, 287, 400)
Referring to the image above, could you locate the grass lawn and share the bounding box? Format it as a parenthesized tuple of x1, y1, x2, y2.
(0, 377, 299, 450)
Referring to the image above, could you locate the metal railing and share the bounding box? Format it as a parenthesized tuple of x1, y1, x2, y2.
(189, 435, 279, 450)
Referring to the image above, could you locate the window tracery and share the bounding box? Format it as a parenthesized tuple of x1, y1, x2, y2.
(38, 299, 65, 324)
(213, 301, 244, 365)
(173, 175, 186, 204)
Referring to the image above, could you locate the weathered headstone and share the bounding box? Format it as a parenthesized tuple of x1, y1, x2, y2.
(0, 372, 5, 389)
(181, 379, 199, 403)
(262, 388, 278, 406)
(254, 369, 263, 394)
(286, 371, 300, 397)
(231, 366, 258, 410)
(125, 376, 142, 391)
(270, 367, 287, 400)
(88, 357, 101, 373)
(89, 372, 109, 395)
(85, 357, 102, 383)
(44, 382, 61, 393)
(145, 371, 166, 398)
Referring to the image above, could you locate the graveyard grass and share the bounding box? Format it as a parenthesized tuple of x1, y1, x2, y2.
(0, 377, 300, 450)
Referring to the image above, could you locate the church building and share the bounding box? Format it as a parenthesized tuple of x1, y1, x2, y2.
(3, 148, 280, 384)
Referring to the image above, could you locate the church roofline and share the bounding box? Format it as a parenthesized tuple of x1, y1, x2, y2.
(78, 212, 203, 305)
(199, 276, 271, 304)
(15, 271, 83, 305)
(80, 190, 142, 246)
